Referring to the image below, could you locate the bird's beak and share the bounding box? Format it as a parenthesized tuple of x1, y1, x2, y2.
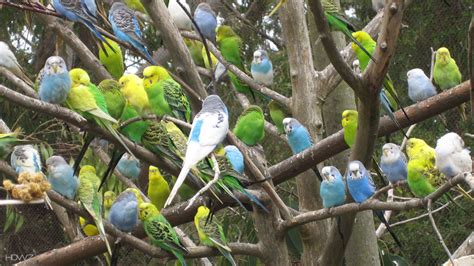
(383, 149, 388, 156)
(52, 64, 59, 73)
(255, 57, 262, 64)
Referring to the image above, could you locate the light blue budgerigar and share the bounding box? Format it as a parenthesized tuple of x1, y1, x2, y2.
(224, 145, 244, 175)
(380, 143, 407, 184)
(108, 2, 155, 64)
(108, 190, 139, 232)
(282, 117, 322, 181)
(407, 68, 437, 103)
(46, 155, 78, 200)
(320, 166, 346, 208)
(345, 160, 402, 247)
(165, 95, 229, 207)
(10, 145, 41, 174)
(38, 56, 71, 104)
(251, 49, 273, 86)
(194, 3, 217, 43)
(116, 153, 140, 181)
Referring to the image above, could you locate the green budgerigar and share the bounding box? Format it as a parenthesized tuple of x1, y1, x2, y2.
(433, 47, 462, 90)
(97, 79, 126, 120)
(233, 105, 265, 146)
(184, 38, 205, 67)
(341, 110, 358, 147)
(194, 205, 236, 266)
(142, 66, 191, 123)
(268, 100, 287, 134)
(78, 165, 112, 255)
(98, 38, 124, 79)
(139, 202, 188, 265)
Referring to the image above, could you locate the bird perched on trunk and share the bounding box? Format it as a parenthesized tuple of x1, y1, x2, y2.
(251, 49, 273, 86)
(0, 41, 33, 86)
(233, 105, 265, 146)
(46, 155, 78, 200)
(407, 68, 437, 103)
(38, 56, 71, 104)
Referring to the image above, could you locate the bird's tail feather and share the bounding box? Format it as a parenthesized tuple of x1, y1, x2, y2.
(73, 133, 94, 176)
(110, 239, 121, 266)
(240, 188, 269, 213)
(172, 250, 187, 266)
(98, 150, 124, 191)
(165, 166, 190, 207)
(374, 210, 402, 249)
(216, 246, 236, 266)
(95, 215, 112, 255)
(101, 120, 135, 160)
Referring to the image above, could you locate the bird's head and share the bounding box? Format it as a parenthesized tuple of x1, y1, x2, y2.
(44, 56, 68, 75)
(352, 59, 361, 75)
(142, 66, 169, 89)
(322, 166, 340, 182)
(196, 205, 211, 220)
(252, 49, 268, 65)
(406, 138, 427, 159)
(45, 155, 67, 174)
(69, 68, 90, 88)
(406, 68, 426, 80)
(351, 31, 372, 51)
(436, 47, 451, 65)
(104, 191, 116, 209)
(79, 165, 96, 175)
(138, 202, 159, 221)
(98, 79, 120, 92)
(382, 143, 401, 161)
(341, 110, 358, 128)
(148, 166, 164, 180)
(216, 25, 236, 43)
(348, 161, 363, 179)
(437, 132, 464, 150)
(118, 74, 141, 90)
(282, 117, 301, 135)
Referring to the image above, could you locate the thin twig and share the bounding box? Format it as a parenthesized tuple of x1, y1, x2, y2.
(400, 124, 416, 150)
(430, 47, 436, 81)
(427, 199, 454, 264)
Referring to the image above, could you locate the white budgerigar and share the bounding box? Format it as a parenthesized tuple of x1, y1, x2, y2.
(251, 49, 273, 86)
(164, 95, 229, 207)
(435, 132, 472, 178)
(0, 41, 33, 86)
(168, 0, 192, 31)
(407, 68, 437, 103)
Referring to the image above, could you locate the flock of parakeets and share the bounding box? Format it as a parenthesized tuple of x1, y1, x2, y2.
(0, 0, 471, 264)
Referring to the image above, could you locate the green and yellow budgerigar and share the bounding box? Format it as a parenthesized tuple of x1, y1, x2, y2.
(433, 47, 462, 90)
(78, 165, 112, 254)
(139, 202, 188, 265)
(148, 166, 170, 210)
(98, 38, 124, 79)
(341, 110, 358, 148)
(119, 74, 150, 115)
(142, 66, 191, 123)
(268, 100, 287, 134)
(103, 190, 117, 218)
(97, 79, 126, 120)
(184, 38, 205, 67)
(194, 205, 236, 266)
(233, 105, 265, 146)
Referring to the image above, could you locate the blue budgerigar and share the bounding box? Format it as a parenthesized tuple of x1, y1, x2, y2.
(38, 56, 71, 104)
(108, 190, 139, 232)
(108, 2, 155, 64)
(320, 166, 346, 208)
(116, 153, 140, 181)
(165, 95, 229, 207)
(346, 160, 402, 247)
(224, 145, 244, 175)
(251, 49, 273, 86)
(407, 68, 437, 103)
(194, 3, 217, 43)
(380, 143, 407, 184)
(46, 155, 78, 200)
(282, 117, 322, 181)
(10, 145, 42, 174)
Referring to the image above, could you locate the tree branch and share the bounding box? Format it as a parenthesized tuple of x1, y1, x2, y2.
(469, 16, 473, 118)
(0, 67, 37, 98)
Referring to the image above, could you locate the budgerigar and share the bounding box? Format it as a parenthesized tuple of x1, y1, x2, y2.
(46, 155, 78, 200)
(119, 74, 150, 115)
(251, 49, 273, 86)
(346, 160, 402, 247)
(268, 100, 286, 134)
(224, 145, 244, 175)
(108, 2, 155, 64)
(320, 166, 346, 208)
(194, 3, 217, 43)
(116, 153, 140, 181)
(283, 118, 322, 181)
(139, 202, 188, 265)
(10, 145, 41, 174)
(407, 68, 437, 102)
(168, 0, 192, 31)
(0, 41, 33, 86)
(165, 95, 229, 207)
(142, 66, 191, 122)
(38, 56, 71, 104)
(108, 190, 139, 232)
(341, 110, 358, 148)
(148, 166, 170, 210)
(380, 143, 407, 184)
(194, 206, 236, 266)
(435, 132, 472, 178)
(185, 38, 205, 67)
(103, 191, 116, 218)
(77, 165, 112, 254)
(433, 47, 462, 90)
(97, 79, 126, 121)
(98, 38, 124, 79)
(233, 105, 264, 146)
(406, 138, 441, 197)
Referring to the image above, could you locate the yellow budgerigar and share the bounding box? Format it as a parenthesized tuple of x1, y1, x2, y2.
(119, 74, 150, 115)
(148, 166, 170, 210)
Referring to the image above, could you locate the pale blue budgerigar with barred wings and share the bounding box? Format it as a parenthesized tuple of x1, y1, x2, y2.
(164, 95, 229, 207)
(11, 145, 42, 174)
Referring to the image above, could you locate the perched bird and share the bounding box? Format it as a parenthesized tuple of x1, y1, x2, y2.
(0, 41, 33, 86)
(406, 138, 436, 168)
(224, 145, 244, 175)
(380, 143, 407, 184)
(371, 0, 385, 11)
(139, 202, 188, 265)
(38, 56, 71, 104)
(185, 38, 205, 67)
(283, 118, 322, 181)
(142, 66, 191, 122)
(346, 160, 402, 247)
(406, 138, 441, 197)
(10, 145, 41, 174)
(407, 68, 437, 102)
(320, 166, 346, 208)
(116, 153, 140, 181)
(119, 74, 150, 115)
(435, 132, 472, 178)
(194, 3, 217, 43)
(165, 95, 229, 207)
(217, 26, 255, 99)
(98, 38, 124, 79)
(46, 155, 78, 200)
(433, 47, 462, 90)
(168, 0, 192, 31)
(148, 166, 170, 210)
(77, 165, 112, 254)
(251, 49, 273, 86)
(194, 206, 236, 266)
(202, 45, 218, 70)
(97, 79, 126, 121)
(233, 105, 265, 146)
(0, 131, 35, 160)
(268, 100, 286, 134)
(108, 2, 155, 64)
(341, 110, 358, 148)
(108, 190, 139, 232)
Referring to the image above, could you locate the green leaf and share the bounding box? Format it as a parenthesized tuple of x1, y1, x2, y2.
(14, 214, 24, 233)
(4, 210, 15, 232)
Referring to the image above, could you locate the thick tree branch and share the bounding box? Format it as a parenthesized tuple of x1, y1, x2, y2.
(0, 160, 16, 178)
(0, 67, 37, 98)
